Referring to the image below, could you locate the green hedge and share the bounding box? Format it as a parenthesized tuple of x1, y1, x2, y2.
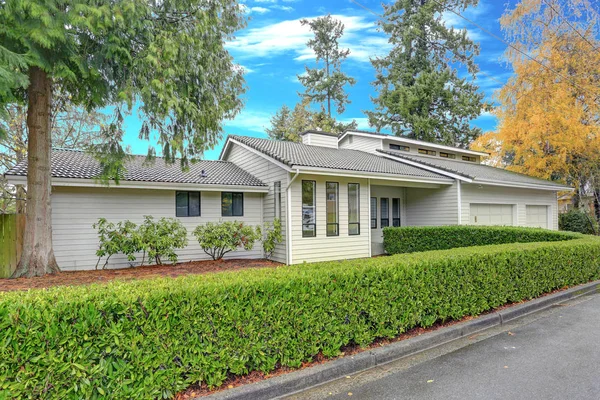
(2, 237, 600, 399)
(559, 209, 598, 235)
(383, 225, 580, 254)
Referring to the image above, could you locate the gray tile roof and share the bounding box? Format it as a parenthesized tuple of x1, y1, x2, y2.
(5, 149, 267, 187)
(378, 149, 571, 189)
(229, 135, 450, 180)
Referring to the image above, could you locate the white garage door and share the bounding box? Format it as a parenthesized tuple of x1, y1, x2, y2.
(470, 203, 514, 226)
(526, 205, 548, 228)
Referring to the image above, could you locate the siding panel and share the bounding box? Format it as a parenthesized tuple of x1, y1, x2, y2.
(405, 183, 459, 226)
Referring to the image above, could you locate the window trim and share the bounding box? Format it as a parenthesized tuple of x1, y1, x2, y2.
(176, 191, 201, 217)
(440, 152, 456, 159)
(326, 181, 339, 237)
(389, 143, 410, 152)
(274, 181, 281, 220)
(418, 148, 436, 156)
(221, 192, 244, 217)
(348, 183, 360, 236)
(370, 197, 377, 229)
(462, 155, 477, 162)
(392, 197, 401, 227)
(302, 180, 317, 238)
(380, 197, 389, 228)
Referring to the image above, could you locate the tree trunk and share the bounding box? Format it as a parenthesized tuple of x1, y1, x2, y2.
(11, 67, 60, 278)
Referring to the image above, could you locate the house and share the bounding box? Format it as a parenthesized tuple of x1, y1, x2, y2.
(4, 130, 571, 270)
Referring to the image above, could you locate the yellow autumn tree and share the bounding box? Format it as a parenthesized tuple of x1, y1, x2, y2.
(472, 0, 600, 205)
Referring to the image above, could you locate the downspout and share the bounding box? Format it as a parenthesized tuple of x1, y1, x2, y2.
(367, 178, 372, 257)
(286, 169, 300, 265)
(457, 179, 462, 225)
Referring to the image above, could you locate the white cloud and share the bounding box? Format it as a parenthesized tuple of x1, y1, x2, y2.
(339, 117, 371, 130)
(271, 5, 294, 12)
(249, 6, 270, 14)
(226, 109, 273, 133)
(254, 0, 277, 2)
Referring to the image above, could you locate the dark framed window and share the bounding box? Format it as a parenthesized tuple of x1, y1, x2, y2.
(176, 191, 201, 217)
(380, 198, 389, 228)
(370, 197, 377, 229)
(302, 180, 316, 237)
(392, 198, 401, 227)
(462, 155, 477, 162)
(326, 182, 339, 236)
(390, 144, 410, 152)
(418, 148, 436, 156)
(348, 183, 360, 235)
(274, 181, 281, 219)
(222, 192, 244, 216)
(440, 152, 456, 159)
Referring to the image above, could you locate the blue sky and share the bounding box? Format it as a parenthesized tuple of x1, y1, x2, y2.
(121, 0, 514, 160)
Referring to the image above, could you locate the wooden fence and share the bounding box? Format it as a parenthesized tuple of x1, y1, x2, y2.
(0, 214, 25, 278)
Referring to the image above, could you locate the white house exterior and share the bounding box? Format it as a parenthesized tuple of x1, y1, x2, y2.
(5, 130, 571, 270)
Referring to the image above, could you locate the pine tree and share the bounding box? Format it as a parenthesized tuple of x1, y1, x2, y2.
(299, 15, 356, 116)
(0, 0, 246, 277)
(368, 0, 486, 147)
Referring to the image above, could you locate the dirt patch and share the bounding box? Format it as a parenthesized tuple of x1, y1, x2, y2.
(0, 259, 280, 292)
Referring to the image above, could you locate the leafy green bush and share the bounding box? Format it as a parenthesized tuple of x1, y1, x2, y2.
(559, 209, 597, 235)
(92, 218, 142, 269)
(2, 237, 599, 399)
(383, 225, 580, 254)
(263, 218, 283, 260)
(193, 220, 261, 260)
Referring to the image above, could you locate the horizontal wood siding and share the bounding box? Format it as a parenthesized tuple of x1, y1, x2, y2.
(224, 143, 289, 263)
(52, 187, 263, 271)
(461, 184, 559, 230)
(290, 174, 370, 264)
(338, 135, 381, 153)
(405, 183, 459, 226)
(305, 134, 339, 148)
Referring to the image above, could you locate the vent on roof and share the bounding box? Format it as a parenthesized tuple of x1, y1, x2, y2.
(200, 170, 207, 178)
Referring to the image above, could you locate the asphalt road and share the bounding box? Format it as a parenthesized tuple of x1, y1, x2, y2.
(287, 291, 600, 400)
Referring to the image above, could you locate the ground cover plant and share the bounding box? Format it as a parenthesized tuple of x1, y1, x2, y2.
(383, 225, 580, 254)
(1, 234, 599, 399)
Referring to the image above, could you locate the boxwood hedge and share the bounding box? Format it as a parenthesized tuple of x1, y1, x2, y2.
(383, 225, 580, 254)
(1, 236, 599, 399)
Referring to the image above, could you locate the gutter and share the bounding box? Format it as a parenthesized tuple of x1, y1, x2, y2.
(286, 169, 300, 265)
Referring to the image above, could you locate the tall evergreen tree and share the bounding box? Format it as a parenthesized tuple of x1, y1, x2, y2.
(368, 0, 486, 147)
(0, 0, 246, 277)
(299, 14, 356, 116)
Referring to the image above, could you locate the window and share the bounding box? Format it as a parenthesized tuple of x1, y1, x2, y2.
(348, 183, 360, 235)
(440, 152, 456, 159)
(274, 181, 281, 219)
(176, 191, 200, 217)
(418, 148, 436, 156)
(462, 155, 477, 162)
(370, 197, 377, 229)
(392, 198, 401, 227)
(380, 198, 389, 227)
(326, 182, 339, 236)
(390, 144, 410, 152)
(222, 192, 243, 216)
(302, 180, 316, 237)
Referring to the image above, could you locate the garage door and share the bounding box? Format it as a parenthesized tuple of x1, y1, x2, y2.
(470, 204, 514, 226)
(526, 205, 548, 228)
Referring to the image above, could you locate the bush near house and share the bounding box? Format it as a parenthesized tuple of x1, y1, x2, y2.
(193, 221, 261, 260)
(2, 236, 599, 399)
(559, 209, 598, 235)
(383, 225, 580, 254)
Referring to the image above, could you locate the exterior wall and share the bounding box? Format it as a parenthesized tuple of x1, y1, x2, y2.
(289, 174, 370, 264)
(51, 186, 264, 271)
(460, 184, 559, 230)
(381, 139, 481, 162)
(370, 185, 406, 255)
(338, 135, 382, 153)
(404, 182, 459, 226)
(302, 133, 338, 148)
(224, 143, 289, 263)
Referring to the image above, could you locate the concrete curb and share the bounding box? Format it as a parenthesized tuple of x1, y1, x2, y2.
(205, 280, 600, 400)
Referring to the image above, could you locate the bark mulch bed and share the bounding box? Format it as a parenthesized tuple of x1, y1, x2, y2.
(0, 259, 281, 292)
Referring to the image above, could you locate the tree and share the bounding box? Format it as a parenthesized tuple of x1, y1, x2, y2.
(471, 0, 600, 210)
(266, 97, 357, 142)
(1, 0, 246, 277)
(299, 15, 356, 117)
(368, 0, 486, 147)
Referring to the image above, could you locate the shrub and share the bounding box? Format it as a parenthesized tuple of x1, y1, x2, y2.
(92, 218, 142, 269)
(263, 218, 283, 260)
(193, 221, 261, 260)
(138, 216, 188, 265)
(383, 225, 580, 254)
(1, 237, 599, 399)
(559, 209, 597, 235)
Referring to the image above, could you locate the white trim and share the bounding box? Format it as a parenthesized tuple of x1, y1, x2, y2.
(286, 169, 300, 265)
(340, 131, 489, 157)
(475, 179, 571, 192)
(221, 138, 294, 173)
(294, 166, 454, 185)
(457, 179, 462, 225)
(378, 153, 473, 183)
(5, 175, 270, 193)
(367, 178, 372, 258)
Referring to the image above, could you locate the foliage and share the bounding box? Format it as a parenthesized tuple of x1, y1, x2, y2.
(383, 225, 579, 254)
(193, 221, 261, 260)
(559, 209, 598, 235)
(1, 236, 599, 398)
(263, 218, 283, 260)
(368, 0, 486, 147)
(92, 218, 141, 269)
(471, 0, 600, 202)
(137, 216, 189, 265)
(298, 14, 356, 116)
(266, 97, 357, 142)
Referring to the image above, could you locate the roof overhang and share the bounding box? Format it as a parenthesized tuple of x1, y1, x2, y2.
(378, 153, 473, 183)
(291, 166, 454, 185)
(4, 175, 270, 193)
(471, 179, 573, 192)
